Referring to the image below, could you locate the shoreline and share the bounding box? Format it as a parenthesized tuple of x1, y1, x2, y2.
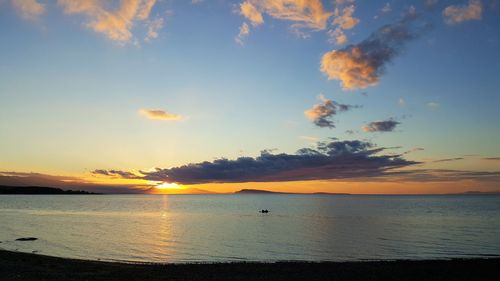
(1, 250, 499, 281)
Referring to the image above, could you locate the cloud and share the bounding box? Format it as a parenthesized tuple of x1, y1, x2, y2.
(381, 2, 392, 14)
(443, 0, 482, 25)
(132, 140, 419, 184)
(362, 119, 400, 132)
(92, 169, 138, 179)
(328, 28, 348, 45)
(328, 3, 359, 45)
(235, 22, 250, 45)
(57, 0, 162, 43)
(137, 0, 156, 20)
(425, 0, 439, 8)
(482, 157, 500, 161)
(427, 101, 439, 109)
(304, 95, 359, 128)
(241, 0, 333, 30)
(139, 109, 182, 121)
(403, 147, 424, 155)
(237, 1, 359, 45)
(240, 1, 264, 26)
(88, 141, 500, 185)
(299, 136, 320, 145)
(145, 17, 163, 41)
(433, 157, 464, 163)
(332, 4, 359, 30)
(388, 169, 500, 183)
(321, 9, 427, 90)
(11, 0, 45, 20)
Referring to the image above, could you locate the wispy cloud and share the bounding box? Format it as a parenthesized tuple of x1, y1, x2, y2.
(235, 22, 250, 45)
(333, 4, 359, 30)
(388, 169, 500, 183)
(145, 17, 164, 41)
(237, 0, 343, 43)
(92, 169, 138, 179)
(239, 0, 333, 30)
(299, 135, 319, 143)
(443, 0, 482, 25)
(328, 2, 359, 45)
(321, 8, 427, 90)
(57, 0, 163, 43)
(381, 2, 392, 14)
(362, 119, 400, 132)
(139, 109, 182, 121)
(427, 101, 439, 109)
(483, 157, 500, 161)
(239, 1, 264, 26)
(425, 0, 439, 9)
(11, 0, 45, 20)
(304, 95, 359, 128)
(433, 157, 464, 163)
(403, 147, 424, 155)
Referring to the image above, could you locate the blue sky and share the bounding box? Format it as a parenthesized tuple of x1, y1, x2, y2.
(0, 0, 499, 193)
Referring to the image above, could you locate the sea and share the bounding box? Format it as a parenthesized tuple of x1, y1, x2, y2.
(1, 194, 499, 263)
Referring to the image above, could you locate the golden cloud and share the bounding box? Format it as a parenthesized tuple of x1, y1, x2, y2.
(333, 4, 359, 30)
(235, 22, 251, 45)
(321, 12, 423, 90)
(443, 0, 482, 25)
(240, 1, 264, 26)
(11, 0, 45, 20)
(321, 47, 378, 90)
(327, 28, 347, 45)
(240, 0, 333, 30)
(139, 109, 182, 121)
(57, 0, 161, 43)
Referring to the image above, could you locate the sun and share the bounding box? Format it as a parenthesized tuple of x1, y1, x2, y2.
(155, 182, 181, 189)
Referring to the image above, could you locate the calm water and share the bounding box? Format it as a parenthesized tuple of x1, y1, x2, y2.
(1, 194, 499, 263)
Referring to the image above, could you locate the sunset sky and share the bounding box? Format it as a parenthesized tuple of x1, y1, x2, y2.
(1, 0, 499, 194)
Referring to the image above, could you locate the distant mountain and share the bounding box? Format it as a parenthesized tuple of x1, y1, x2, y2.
(312, 192, 351, 195)
(448, 191, 500, 195)
(235, 189, 287, 194)
(235, 189, 350, 195)
(0, 185, 99, 195)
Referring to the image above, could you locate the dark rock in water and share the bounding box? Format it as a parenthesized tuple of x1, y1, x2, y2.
(16, 237, 38, 241)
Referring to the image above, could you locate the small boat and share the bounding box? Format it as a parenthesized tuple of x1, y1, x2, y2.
(259, 209, 269, 213)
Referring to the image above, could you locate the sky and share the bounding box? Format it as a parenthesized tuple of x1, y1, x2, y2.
(0, 0, 499, 194)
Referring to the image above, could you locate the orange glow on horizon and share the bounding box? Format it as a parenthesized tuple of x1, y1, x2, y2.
(155, 182, 182, 190)
(81, 172, 499, 195)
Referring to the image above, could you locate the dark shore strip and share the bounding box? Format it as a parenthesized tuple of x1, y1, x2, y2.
(1, 250, 499, 281)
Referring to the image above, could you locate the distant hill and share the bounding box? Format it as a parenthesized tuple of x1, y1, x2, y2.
(0, 185, 99, 195)
(235, 189, 287, 194)
(235, 189, 350, 195)
(312, 192, 351, 195)
(448, 191, 500, 195)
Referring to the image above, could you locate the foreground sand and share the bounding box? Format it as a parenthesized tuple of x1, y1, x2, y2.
(1, 250, 499, 281)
